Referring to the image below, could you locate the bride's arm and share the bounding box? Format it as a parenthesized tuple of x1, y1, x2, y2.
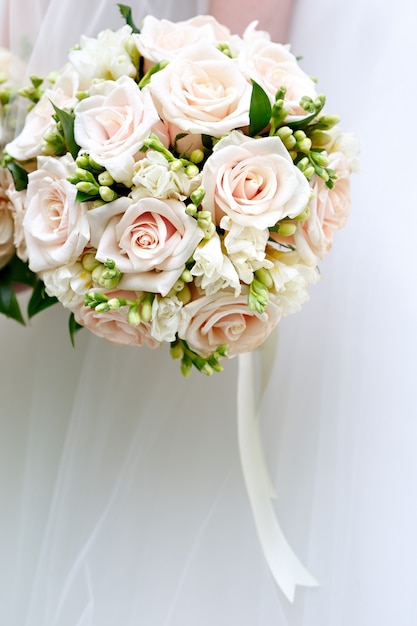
(208, 0, 294, 41)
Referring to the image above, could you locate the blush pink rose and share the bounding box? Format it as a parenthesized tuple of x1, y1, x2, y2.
(23, 154, 90, 272)
(87, 196, 203, 296)
(202, 131, 310, 228)
(238, 38, 317, 117)
(271, 152, 353, 264)
(178, 288, 281, 357)
(74, 289, 160, 348)
(74, 76, 160, 185)
(147, 42, 252, 137)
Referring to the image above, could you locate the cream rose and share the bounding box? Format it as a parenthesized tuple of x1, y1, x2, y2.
(74, 76, 160, 185)
(147, 42, 252, 137)
(0, 169, 15, 269)
(202, 131, 310, 228)
(178, 288, 281, 357)
(5, 65, 80, 161)
(7, 187, 27, 261)
(23, 154, 90, 272)
(74, 289, 160, 348)
(69, 25, 137, 89)
(87, 196, 203, 296)
(238, 38, 317, 117)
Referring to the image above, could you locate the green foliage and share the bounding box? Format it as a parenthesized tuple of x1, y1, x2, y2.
(118, 4, 140, 33)
(51, 102, 80, 159)
(0, 255, 37, 323)
(249, 80, 272, 137)
(27, 279, 58, 318)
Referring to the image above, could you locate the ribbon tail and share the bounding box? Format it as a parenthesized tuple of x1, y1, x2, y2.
(237, 351, 318, 602)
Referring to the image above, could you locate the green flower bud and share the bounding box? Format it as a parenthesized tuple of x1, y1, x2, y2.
(189, 149, 205, 164)
(171, 158, 183, 172)
(76, 181, 99, 195)
(177, 284, 191, 304)
(180, 354, 193, 377)
(170, 341, 184, 360)
(98, 171, 114, 186)
(254, 267, 274, 289)
(190, 186, 205, 206)
(216, 344, 228, 358)
(140, 297, 153, 323)
(277, 221, 297, 237)
(81, 252, 101, 272)
(99, 186, 118, 202)
(180, 268, 193, 283)
(76, 154, 90, 169)
(107, 298, 121, 310)
(95, 302, 110, 312)
(128, 304, 141, 327)
(185, 204, 198, 217)
(185, 164, 199, 178)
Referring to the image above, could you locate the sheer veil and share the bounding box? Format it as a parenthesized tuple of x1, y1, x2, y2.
(1, 0, 417, 624)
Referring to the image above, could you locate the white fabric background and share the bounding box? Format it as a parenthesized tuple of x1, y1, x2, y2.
(0, 0, 416, 624)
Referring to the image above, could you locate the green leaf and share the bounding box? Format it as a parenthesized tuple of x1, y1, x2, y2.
(27, 279, 58, 318)
(249, 80, 272, 137)
(118, 4, 140, 33)
(69, 312, 83, 347)
(0, 281, 25, 324)
(6, 161, 28, 191)
(50, 102, 80, 159)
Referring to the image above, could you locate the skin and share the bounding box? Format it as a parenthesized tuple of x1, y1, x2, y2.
(208, 0, 294, 42)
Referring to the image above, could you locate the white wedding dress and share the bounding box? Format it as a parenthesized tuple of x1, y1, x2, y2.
(1, 0, 417, 624)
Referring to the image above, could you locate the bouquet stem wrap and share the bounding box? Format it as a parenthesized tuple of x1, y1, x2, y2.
(237, 347, 318, 601)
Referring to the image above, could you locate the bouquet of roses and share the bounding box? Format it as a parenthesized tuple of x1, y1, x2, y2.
(0, 5, 358, 375)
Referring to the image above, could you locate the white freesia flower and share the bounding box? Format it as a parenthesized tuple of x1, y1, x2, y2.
(191, 232, 241, 295)
(69, 25, 137, 89)
(221, 215, 272, 284)
(151, 294, 183, 342)
(131, 151, 201, 200)
(41, 261, 92, 309)
(269, 252, 319, 316)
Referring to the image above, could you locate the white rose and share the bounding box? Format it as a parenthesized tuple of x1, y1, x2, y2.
(133, 16, 212, 68)
(151, 294, 183, 342)
(6, 65, 80, 161)
(69, 25, 137, 89)
(87, 196, 203, 296)
(0, 169, 15, 269)
(74, 76, 160, 185)
(202, 131, 310, 228)
(220, 216, 272, 284)
(131, 151, 201, 200)
(41, 261, 92, 309)
(238, 38, 317, 117)
(23, 154, 90, 272)
(147, 42, 252, 137)
(191, 232, 241, 295)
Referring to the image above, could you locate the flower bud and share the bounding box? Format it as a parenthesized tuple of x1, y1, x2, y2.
(81, 252, 100, 272)
(254, 267, 274, 289)
(185, 164, 199, 178)
(76, 181, 99, 195)
(189, 149, 205, 164)
(99, 186, 118, 202)
(170, 341, 184, 360)
(98, 171, 114, 186)
(277, 221, 297, 237)
(128, 304, 141, 327)
(107, 298, 121, 310)
(140, 297, 153, 323)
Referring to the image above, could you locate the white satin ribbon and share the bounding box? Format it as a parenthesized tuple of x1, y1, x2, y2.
(237, 346, 318, 602)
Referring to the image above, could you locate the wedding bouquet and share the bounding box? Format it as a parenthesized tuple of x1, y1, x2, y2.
(0, 5, 358, 375)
